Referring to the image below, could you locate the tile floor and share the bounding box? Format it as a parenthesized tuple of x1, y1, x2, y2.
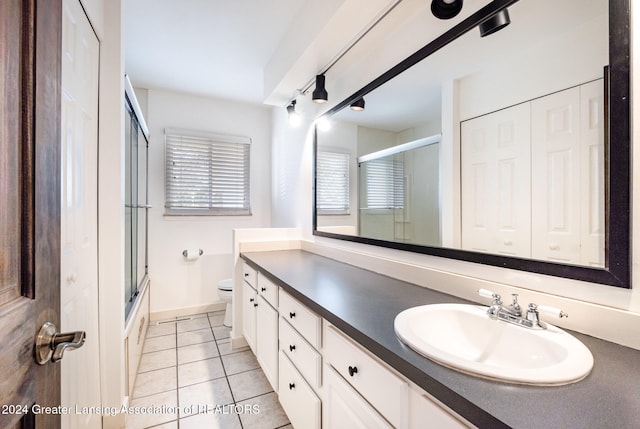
(126, 311, 292, 429)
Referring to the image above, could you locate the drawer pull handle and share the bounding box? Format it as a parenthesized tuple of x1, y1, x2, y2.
(244, 273, 249, 277)
(289, 383, 295, 390)
(261, 287, 266, 292)
(254, 303, 258, 307)
(348, 366, 358, 377)
(289, 344, 296, 352)
(249, 298, 254, 302)
(289, 312, 296, 319)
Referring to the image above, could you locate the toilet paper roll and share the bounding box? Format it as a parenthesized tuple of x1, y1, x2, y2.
(182, 248, 203, 261)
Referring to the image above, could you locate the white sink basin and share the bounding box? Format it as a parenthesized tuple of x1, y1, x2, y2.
(394, 304, 593, 385)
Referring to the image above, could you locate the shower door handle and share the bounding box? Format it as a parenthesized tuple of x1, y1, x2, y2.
(35, 322, 86, 364)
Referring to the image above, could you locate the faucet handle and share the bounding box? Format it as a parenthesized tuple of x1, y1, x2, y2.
(510, 293, 520, 306)
(478, 288, 500, 301)
(537, 305, 568, 319)
(509, 294, 522, 316)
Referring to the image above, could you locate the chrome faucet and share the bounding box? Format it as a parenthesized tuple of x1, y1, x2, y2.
(478, 289, 568, 330)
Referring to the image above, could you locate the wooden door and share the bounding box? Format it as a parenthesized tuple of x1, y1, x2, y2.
(0, 0, 62, 428)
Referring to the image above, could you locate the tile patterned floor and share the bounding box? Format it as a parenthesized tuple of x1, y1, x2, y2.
(126, 311, 292, 429)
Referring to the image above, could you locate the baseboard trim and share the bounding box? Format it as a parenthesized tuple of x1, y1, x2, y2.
(150, 302, 226, 321)
(230, 334, 249, 350)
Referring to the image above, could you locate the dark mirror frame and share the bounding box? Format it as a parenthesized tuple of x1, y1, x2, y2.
(313, 0, 631, 288)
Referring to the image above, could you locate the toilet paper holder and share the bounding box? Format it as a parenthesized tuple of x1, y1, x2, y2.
(182, 249, 204, 257)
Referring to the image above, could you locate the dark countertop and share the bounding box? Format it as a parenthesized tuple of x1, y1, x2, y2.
(240, 249, 640, 429)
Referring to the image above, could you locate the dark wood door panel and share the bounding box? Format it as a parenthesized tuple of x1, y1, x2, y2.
(0, 0, 61, 427)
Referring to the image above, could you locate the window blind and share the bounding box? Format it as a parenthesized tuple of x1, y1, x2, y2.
(316, 151, 350, 215)
(165, 129, 251, 215)
(362, 157, 404, 209)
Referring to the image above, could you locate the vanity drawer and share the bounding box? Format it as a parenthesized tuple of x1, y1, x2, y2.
(324, 324, 408, 428)
(278, 351, 321, 429)
(257, 272, 278, 308)
(279, 289, 321, 349)
(324, 364, 392, 429)
(279, 317, 322, 388)
(241, 261, 257, 288)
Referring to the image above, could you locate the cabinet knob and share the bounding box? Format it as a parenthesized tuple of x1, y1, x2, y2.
(289, 344, 296, 352)
(348, 366, 358, 377)
(261, 287, 266, 292)
(244, 272, 249, 277)
(249, 298, 254, 302)
(289, 312, 296, 319)
(288, 383, 295, 390)
(253, 303, 258, 307)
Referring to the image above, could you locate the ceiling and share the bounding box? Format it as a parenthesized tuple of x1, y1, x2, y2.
(124, 0, 307, 104)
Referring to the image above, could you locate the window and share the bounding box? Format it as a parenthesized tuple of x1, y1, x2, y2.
(362, 157, 404, 209)
(165, 128, 251, 215)
(316, 150, 350, 215)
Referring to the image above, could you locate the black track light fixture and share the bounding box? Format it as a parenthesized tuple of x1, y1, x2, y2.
(286, 100, 301, 127)
(312, 75, 328, 104)
(479, 9, 511, 37)
(350, 98, 365, 111)
(431, 0, 463, 20)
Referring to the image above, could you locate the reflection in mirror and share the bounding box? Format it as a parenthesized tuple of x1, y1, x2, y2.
(314, 0, 630, 287)
(358, 135, 441, 246)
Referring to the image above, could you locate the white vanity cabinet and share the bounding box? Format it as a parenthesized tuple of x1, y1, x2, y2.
(241, 280, 257, 352)
(324, 364, 393, 429)
(241, 263, 279, 389)
(409, 386, 472, 429)
(256, 274, 279, 390)
(240, 259, 472, 429)
(324, 323, 408, 428)
(324, 322, 471, 429)
(279, 351, 322, 429)
(278, 289, 323, 429)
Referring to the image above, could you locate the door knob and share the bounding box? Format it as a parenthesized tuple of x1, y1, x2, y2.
(35, 322, 86, 365)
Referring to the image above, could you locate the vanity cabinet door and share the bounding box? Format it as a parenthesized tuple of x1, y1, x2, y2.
(242, 281, 257, 352)
(324, 364, 392, 429)
(279, 351, 321, 429)
(409, 387, 471, 429)
(256, 295, 278, 391)
(325, 324, 408, 428)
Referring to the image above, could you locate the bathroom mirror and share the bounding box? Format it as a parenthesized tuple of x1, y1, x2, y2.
(313, 0, 630, 287)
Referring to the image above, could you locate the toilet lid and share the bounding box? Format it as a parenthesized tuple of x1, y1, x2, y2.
(218, 278, 233, 291)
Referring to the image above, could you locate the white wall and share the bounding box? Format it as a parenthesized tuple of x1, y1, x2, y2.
(270, 1, 640, 348)
(457, 5, 607, 120)
(146, 89, 272, 315)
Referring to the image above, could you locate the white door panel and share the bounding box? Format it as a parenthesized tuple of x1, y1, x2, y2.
(531, 87, 582, 263)
(461, 103, 531, 257)
(61, 0, 101, 427)
(580, 80, 605, 266)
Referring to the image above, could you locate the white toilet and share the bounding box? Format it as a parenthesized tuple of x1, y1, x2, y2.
(217, 278, 233, 327)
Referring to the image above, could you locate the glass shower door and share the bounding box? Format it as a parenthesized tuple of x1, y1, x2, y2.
(124, 98, 148, 320)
